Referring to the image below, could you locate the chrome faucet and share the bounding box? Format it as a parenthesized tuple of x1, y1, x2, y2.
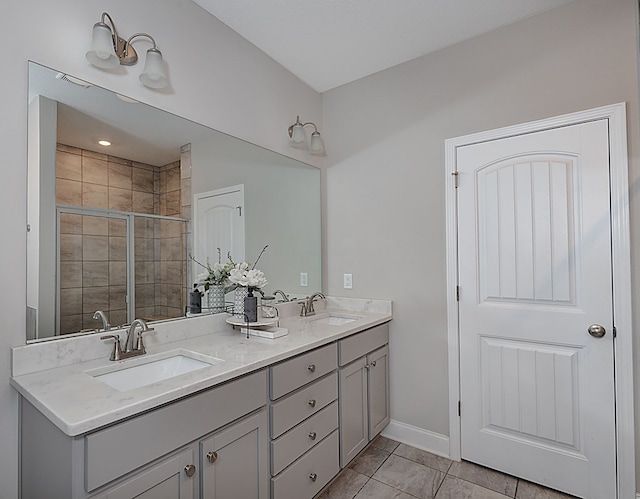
(101, 318, 154, 361)
(93, 310, 110, 331)
(273, 289, 290, 302)
(299, 292, 326, 317)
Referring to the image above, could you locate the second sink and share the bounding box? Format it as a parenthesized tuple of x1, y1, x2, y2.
(310, 314, 362, 326)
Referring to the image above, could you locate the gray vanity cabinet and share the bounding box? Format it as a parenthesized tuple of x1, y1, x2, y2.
(268, 343, 340, 499)
(200, 410, 269, 499)
(338, 324, 390, 468)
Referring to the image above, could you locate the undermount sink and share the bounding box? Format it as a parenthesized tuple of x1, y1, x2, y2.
(310, 314, 362, 326)
(89, 351, 223, 392)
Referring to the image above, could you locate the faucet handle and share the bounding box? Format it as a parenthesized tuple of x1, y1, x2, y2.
(135, 327, 155, 353)
(100, 335, 123, 361)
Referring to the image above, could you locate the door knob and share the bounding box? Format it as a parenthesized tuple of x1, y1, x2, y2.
(588, 324, 606, 338)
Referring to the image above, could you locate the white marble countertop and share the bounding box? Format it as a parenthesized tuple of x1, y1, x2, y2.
(10, 298, 391, 437)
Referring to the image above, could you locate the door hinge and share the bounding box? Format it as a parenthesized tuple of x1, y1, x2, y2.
(456, 286, 460, 301)
(458, 400, 461, 417)
(451, 171, 459, 188)
(613, 326, 617, 338)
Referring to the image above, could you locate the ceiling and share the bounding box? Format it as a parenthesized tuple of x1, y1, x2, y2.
(192, 0, 574, 93)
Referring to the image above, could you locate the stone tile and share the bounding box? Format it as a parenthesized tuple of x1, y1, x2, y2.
(59, 287, 82, 315)
(83, 149, 108, 161)
(109, 186, 132, 211)
(515, 481, 578, 499)
(135, 237, 154, 261)
(435, 476, 511, 499)
(83, 261, 109, 287)
(59, 234, 83, 261)
(448, 461, 517, 497)
(166, 189, 181, 215)
(60, 314, 83, 335)
(160, 219, 184, 238)
(354, 479, 417, 499)
(132, 167, 155, 193)
(166, 165, 181, 191)
(316, 467, 369, 499)
(108, 155, 132, 166)
(181, 178, 191, 207)
(135, 283, 156, 308)
(82, 156, 108, 185)
(394, 444, 452, 473)
(109, 286, 127, 311)
(109, 261, 127, 286)
(349, 446, 391, 477)
(373, 455, 445, 499)
(82, 216, 109, 236)
(57, 144, 82, 155)
(83, 235, 109, 261)
(371, 436, 400, 454)
(57, 178, 82, 205)
(56, 150, 82, 181)
(59, 213, 83, 235)
(82, 286, 110, 314)
(60, 261, 83, 288)
(135, 217, 155, 238)
(82, 183, 108, 209)
(132, 190, 155, 214)
(109, 161, 133, 189)
(166, 284, 183, 309)
(161, 261, 184, 284)
(109, 236, 127, 261)
(109, 218, 127, 236)
(109, 310, 127, 328)
(135, 261, 155, 284)
(160, 236, 184, 261)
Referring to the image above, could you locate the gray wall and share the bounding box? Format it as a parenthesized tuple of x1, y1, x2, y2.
(0, 2, 321, 497)
(323, 0, 640, 484)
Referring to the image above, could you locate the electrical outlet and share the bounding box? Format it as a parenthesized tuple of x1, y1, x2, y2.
(300, 272, 308, 287)
(343, 273, 353, 289)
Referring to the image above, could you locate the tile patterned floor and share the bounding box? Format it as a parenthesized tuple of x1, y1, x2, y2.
(317, 436, 578, 499)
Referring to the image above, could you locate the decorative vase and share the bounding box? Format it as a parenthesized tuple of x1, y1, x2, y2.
(244, 295, 258, 322)
(233, 286, 249, 319)
(208, 284, 226, 313)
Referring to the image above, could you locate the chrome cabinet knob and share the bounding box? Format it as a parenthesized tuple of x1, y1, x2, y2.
(588, 324, 606, 338)
(307, 364, 316, 373)
(371, 360, 377, 367)
(309, 473, 317, 482)
(308, 431, 317, 440)
(184, 464, 196, 477)
(207, 451, 218, 463)
(308, 399, 317, 408)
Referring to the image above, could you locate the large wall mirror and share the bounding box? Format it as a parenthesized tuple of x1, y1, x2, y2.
(27, 61, 321, 343)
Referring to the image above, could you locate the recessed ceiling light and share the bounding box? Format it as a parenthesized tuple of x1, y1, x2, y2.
(98, 140, 112, 147)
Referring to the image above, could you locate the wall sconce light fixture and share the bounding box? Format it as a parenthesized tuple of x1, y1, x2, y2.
(288, 116, 326, 156)
(86, 12, 169, 89)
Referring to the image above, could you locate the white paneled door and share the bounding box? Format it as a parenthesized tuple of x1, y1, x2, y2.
(456, 120, 615, 498)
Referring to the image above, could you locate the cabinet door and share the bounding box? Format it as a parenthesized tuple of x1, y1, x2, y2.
(367, 345, 390, 439)
(96, 447, 197, 499)
(200, 410, 269, 499)
(338, 357, 368, 468)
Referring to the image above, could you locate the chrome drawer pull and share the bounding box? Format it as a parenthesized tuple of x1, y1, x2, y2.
(207, 451, 218, 463)
(184, 464, 196, 478)
(308, 399, 317, 407)
(307, 364, 316, 373)
(309, 473, 317, 482)
(308, 431, 317, 440)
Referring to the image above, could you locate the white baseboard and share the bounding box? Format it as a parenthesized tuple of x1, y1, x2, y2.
(381, 419, 451, 459)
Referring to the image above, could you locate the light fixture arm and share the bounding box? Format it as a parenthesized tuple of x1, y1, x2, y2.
(121, 33, 159, 66)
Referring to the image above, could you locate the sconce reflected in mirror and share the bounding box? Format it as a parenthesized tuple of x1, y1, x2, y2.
(86, 12, 169, 89)
(288, 115, 326, 156)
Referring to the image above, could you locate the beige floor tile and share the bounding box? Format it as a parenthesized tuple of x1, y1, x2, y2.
(354, 479, 416, 499)
(448, 461, 517, 497)
(373, 455, 445, 499)
(349, 445, 391, 477)
(515, 480, 578, 499)
(316, 468, 369, 499)
(371, 436, 400, 454)
(435, 476, 511, 499)
(394, 444, 452, 473)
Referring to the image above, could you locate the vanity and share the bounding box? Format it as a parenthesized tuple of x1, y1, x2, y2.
(11, 298, 391, 499)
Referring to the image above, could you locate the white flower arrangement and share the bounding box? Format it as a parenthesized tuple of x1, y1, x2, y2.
(228, 245, 269, 295)
(192, 248, 234, 290)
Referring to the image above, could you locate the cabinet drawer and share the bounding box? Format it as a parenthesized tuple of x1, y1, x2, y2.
(270, 343, 337, 400)
(271, 430, 339, 499)
(338, 323, 389, 366)
(271, 400, 338, 475)
(270, 372, 338, 438)
(85, 369, 267, 492)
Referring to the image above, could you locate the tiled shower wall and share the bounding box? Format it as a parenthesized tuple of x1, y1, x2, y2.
(56, 144, 187, 334)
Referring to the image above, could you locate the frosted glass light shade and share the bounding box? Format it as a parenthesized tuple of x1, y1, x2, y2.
(86, 23, 119, 69)
(139, 48, 168, 89)
(309, 132, 326, 156)
(289, 123, 307, 149)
